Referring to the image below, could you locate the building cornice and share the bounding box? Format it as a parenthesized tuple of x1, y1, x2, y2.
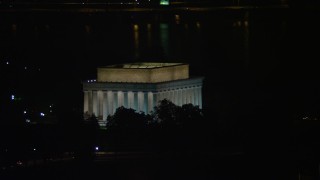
(83, 77, 203, 92)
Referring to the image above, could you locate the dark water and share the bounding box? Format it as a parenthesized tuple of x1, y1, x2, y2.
(1, 8, 320, 115)
(1, 7, 320, 179)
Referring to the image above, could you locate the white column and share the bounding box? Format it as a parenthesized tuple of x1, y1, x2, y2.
(83, 91, 89, 113)
(185, 89, 188, 104)
(178, 89, 182, 106)
(144, 92, 148, 113)
(118, 91, 124, 107)
(188, 88, 192, 104)
(194, 87, 199, 106)
(169, 90, 174, 103)
(138, 91, 144, 112)
(187, 88, 191, 104)
(128, 91, 134, 109)
(148, 92, 153, 114)
(134, 92, 138, 111)
(107, 91, 114, 115)
(182, 89, 187, 105)
(192, 87, 196, 105)
(92, 91, 98, 116)
(166, 91, 170, 100)
(172, 90, 176, 104)
(124, 92, 128, 108)
(113, 92, 118, 114)
(173, 90, 178, 105)
(98, 90, 103, 117)
(159, 91, 163, 101)
(187, 88, 192, 104)
(190, 88, 194, 105)
(88, 90, 93, 115)
(161, 91, 165, 100)
(103, 91, 108, 121)
(166, 90, 170, 101)
(153, 93, 158, 109)
(199, 86, 202, 109)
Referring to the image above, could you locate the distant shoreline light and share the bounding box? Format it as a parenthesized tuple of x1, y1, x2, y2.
(160, 0, 169, 5)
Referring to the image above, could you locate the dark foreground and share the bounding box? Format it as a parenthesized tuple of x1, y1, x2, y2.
(1, 151, 318, 180)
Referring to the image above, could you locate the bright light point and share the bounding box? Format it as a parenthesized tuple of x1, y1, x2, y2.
(11, 95, 15, 100)
(160, 0, 169, 5)
(24, 67, 27, 70)
(26, 119, 30, 123)
(87, 80, 90, 82)
(40, 112, 45, 117)
(33, 148, 36, 151)
(196, 22, 201, 28)
(49, 105, 52, 108)
(23, 111, 26, 114)
(133, 24, 139, 31)
(6, 61, 9, 65)
(95, 146, 99, 151)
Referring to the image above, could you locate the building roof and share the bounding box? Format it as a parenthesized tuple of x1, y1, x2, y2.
(101, 62, 186, 69)
(97, 62, 189, 83)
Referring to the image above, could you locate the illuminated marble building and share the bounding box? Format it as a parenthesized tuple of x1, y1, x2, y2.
(83, 63, 203, 126)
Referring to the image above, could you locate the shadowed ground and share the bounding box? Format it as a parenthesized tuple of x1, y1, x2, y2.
(1, 151, 313, 180)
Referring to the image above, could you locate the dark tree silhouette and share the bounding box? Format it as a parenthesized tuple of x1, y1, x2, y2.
(87, 114, 99, 129)
(150, 99, 206, 152)
(152, 99, 179, 127)
(106, 107, 147, 150)
(177, 104, 203, 126)
(106, 106, 146, 129)
(104, 100, 207, 152)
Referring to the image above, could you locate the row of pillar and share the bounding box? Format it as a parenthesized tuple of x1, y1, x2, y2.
(157, 87, 202, 107)
(84, 86, 202, 121)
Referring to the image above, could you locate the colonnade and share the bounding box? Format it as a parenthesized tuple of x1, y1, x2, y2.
(84, 86, 202, 122)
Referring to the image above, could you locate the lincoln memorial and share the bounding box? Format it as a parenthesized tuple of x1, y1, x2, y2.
(83, 62, 203, 126)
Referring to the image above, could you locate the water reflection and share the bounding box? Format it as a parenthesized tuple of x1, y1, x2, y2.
(175, 15, 180, 24)
(196, 21, 201, 30)
(159, 23, 169, 58)
(184, 23, 189, 30)
(12, 24, 17, 32)
(232, 11, 250, 68)
(147, 23, 152, 47)
(133, 24, 139, 58)
(243, 12, 250, 67)
(85, 25, 91, 34)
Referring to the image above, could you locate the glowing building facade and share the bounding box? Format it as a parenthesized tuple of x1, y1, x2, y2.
(83, 63, 203, 126)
